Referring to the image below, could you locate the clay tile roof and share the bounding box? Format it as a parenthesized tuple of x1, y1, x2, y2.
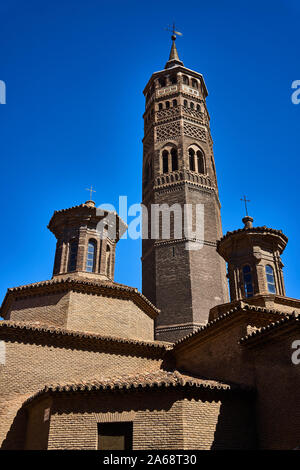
(218, 225, 288, 245)
(239, 312, 300, 345)
(172, 302, 287, 350)
(0, 277, 160, 319)
(0, 320, 171, 351)
(23, 370, 249, 405)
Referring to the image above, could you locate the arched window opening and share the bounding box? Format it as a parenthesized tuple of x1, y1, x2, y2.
(197, 150, 205, 174)
(159, 77, 166, 87)
(166, 101, 170, 109)
(196, 104, 201, 112)
(162, 150, 169, 173)
(172, 99, 177, 107)
(266, 265, 276, 294)
(183, 99, 188, 107)
(189, 148, 195, 171)
(170, 75, 177, 84)
(182, 75, 189, 85)
(106, 245, 111, 278)
(243, 265, 253, 298)
(192, 79, 198, 89)
(68, 240, 77, 272)
(171, 148, 178, 171)
(158, 103, 163, 110)
(190, 102, 194, 109)
(86, 240, 96, 273)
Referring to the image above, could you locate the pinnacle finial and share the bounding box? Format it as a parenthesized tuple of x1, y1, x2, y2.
(164, 23, 184, 69)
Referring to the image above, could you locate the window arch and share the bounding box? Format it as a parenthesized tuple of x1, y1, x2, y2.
(196, 104, 201, 112)
(166, 101, 170, 109)
(197, 150, 205, 174)
(162, 150, 169, 173)
(190, 102, 194, 109)
(159, 77, 166, 87)
(68, 240, 78, 272)
(86, 239, 96, 273)
(191, 79, 198, 89)
(189, 148, 195, 171)
(171, 148, 178, 171)
(170, 75, 177, 84)
(158, 103, 163, 110)
(265, 265, 276, 293)
(172, 99, 177, 107)
(183, 99, 188, 107)
(182, 75, 189, 85)
(242, 265, 253, 298)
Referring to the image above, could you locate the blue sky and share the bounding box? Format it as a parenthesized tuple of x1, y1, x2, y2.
(0, 0, 299, 306)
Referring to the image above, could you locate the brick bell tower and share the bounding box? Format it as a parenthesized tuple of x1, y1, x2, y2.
(142, 33, 229, 342)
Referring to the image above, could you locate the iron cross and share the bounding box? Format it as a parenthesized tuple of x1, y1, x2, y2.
(240, 195, 250, 216)
(86, 185, 96, 200)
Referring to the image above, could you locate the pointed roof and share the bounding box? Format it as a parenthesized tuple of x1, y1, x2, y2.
(165, 35, 184, 69)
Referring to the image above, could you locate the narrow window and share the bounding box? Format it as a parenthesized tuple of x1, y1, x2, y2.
(162, 150, 169, 173)
(266, 265, 276, 294)
(170, 75, 177, 84)
(182, 75, 189, 85)
(166, 101, 170, 109)
(189, 148, 195, 171)
(197, 150, 205, 174)
(106, 245, 111, 277)
(196, 104, 201, 111)
(172, 99, 177, 107)
(243, 265, 253, 298)
(192, 79, 198, 89)
(183, 99, 188, 107)
(86, 240, 96, 273)
(190, 102, 194, 109)
(159, 77, 166, 87)
(68, 241, 77, 272)
(158, 103, 163, 110)
(171, 148, 178, 171)
(98, 422, 133, 450)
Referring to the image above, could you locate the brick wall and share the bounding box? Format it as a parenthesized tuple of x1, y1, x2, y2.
(67, 291, 154, 340)
(23, 388, 254, 450)
(0, 336, 164, 448)
(5, 289, 154, 340)
(6, 292, 70, 327)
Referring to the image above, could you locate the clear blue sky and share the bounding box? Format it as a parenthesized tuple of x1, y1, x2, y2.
(0, 0, 299, 308)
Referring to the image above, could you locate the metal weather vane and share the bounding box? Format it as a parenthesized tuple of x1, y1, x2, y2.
(165, 22, 183, 39)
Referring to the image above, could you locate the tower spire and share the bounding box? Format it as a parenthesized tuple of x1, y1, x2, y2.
(164, 23, 184, 69)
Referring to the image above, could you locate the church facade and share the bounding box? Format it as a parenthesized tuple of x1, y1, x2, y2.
(0, 37, 299, 450)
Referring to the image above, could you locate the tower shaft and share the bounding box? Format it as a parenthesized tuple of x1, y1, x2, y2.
(142, 42, 229, 341)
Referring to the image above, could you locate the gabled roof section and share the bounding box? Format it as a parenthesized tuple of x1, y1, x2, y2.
(172, 302, 290, 351)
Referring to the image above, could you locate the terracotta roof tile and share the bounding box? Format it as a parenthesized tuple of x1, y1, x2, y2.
(239, 312, 300, 345)
(23, 370, 249, 405)
(0, 277, 160, 319)
(173, 303, 288, 349)
(0, 320, 171, 351)
(218, 226, 288, 245)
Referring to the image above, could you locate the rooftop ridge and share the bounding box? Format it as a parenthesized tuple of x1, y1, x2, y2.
(22, 369, 250, 407)
(0, 320, 171, 350)
(239, 311, 300, 345)
(173, 302, 290, 349)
